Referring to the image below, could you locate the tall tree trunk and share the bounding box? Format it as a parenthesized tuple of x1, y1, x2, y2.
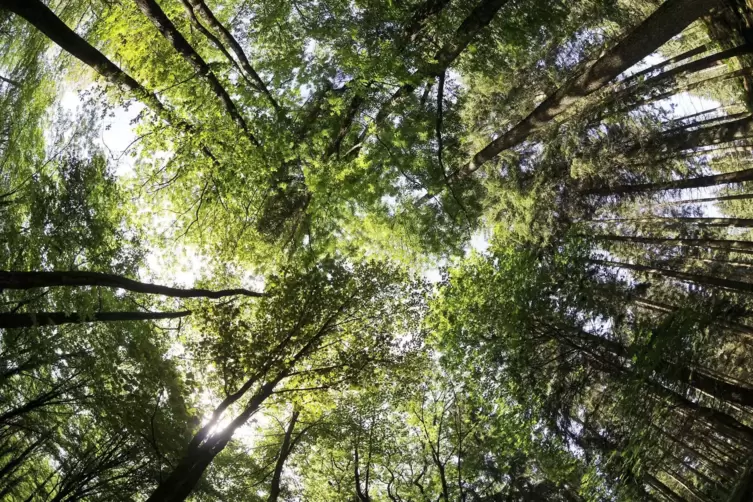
(0, 310, 190, 329)
(620, 44, 709, 87)
(659, 116, 753, 153)
(614, 66, 753, 118)
(267, 409, 300, 502)
(587, 165, 753, 196)
(146, 378, 281, 502)
(573, 324, 753, 409)
(661, 192, 753, 205)
(591, 259, 753, 296)
(0, 0, 174, 124)
(176, 0, 258, 93)
(187, 0, 279, 112)
(663, 111, 749, 135)
(591, 216, 753, 227)
(0, 0, 222, 164)
(0, 271, 265, 299)
(147, 307, 339, 502)
(452, 0, 721, 181)
(132, 0, 259, 146)
(591, 233, 753, 255)
(617, 44, 753, 101)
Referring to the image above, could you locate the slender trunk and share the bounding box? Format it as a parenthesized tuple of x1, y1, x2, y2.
(659, 116, 753, 153)
(0, 74, 20, 88)
(661, 192, 753, 205)
(354, 444, 370, 502)
(1, 0, 173, 122)
(0, 0, 221, 164)
(587, 164, 753, 196)
(663, 111, 749, 135)
(132, 0, 259, 146)
(187, 0, 279, 112)
(399, 0, 452, 45)
(634, 297, 753, 337)
(591, 233, 753, 255)
(662, 469, 710, 502)
(453, 0, 721, 180)
(0, 271, 264, 298)
(0, 435, 47, 481)
(574, 323, 753, 409)
(0, 310, 190, 329)
(620, 44, 709, 87)
(267, 410, 300, 502)
(619, 44, 753, 100)
(590, 216, 753, 227)
(592, 258, 753, 296)
(177, 0, 258, 93)
(614, 66, 753, 117)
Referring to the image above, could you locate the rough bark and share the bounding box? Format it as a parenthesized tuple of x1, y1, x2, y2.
(591, 259, 753, 296)
(0, 271, 265, 298)
(267, 410, 300, 502)
(452, 0, 721, 180)
(0, 310, 190, 329)
(132, 0, 259, 145)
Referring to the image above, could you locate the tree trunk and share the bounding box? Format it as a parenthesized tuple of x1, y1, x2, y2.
(452, 0, 721, 180)
(267, 409, 300, 502)
(660, 116, 753, 153)
(620, 44, 709, 87)
(0, 310, 190, 329)
(591, 216, 753, 227)
(574, 324, 753, 408)
(587, 165, 753, 195)
(187, 0, 279, 111)
(661, 192, 753, 205)
(177, 0, 258, 93)
(0, 271, 264, 299)
(0, 0, 221, 166)
(634, 297, 753, 337)
(132, 0, 259, 146)
(592, 259, 753, 296)
(619, 44, 753, 101)
(591, 233, 753, 255)
(146, 379, 281, 502)
(615, 66, 753, 117)
(0, 0, 174, 122)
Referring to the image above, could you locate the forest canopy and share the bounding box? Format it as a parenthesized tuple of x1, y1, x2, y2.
(2, 0, 753, 500)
